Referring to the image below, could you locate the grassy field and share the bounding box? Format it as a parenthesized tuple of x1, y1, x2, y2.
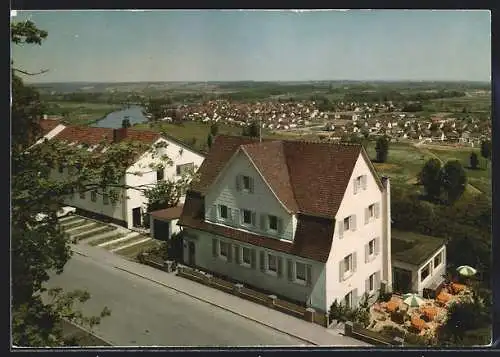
(45, 101, 122, 126)
(423, 94, 491, 113)
(426, 146, 492, 197)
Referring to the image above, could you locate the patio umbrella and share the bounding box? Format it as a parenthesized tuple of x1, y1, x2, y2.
(403, 293, 425, 308)
(456, 265, 477, 277)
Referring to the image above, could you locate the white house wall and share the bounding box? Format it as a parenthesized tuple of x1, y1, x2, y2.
(184, 228, 327, 312)
(125, 138, 204, 229)
(204, 150, 295, 241)
(326, 153, 386, 309)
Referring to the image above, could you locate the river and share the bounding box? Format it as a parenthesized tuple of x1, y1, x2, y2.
(92, 105, 148, 128)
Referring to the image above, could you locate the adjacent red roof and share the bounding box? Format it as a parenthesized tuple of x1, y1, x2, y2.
(39, 119, 60, 135)
(179, 135, 380, 262)
(149, 205, 184, 221)
(54, 126, 161, 146)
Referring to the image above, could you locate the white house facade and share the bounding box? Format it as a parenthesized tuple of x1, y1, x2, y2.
(45, 125, 204, 229)
(178, 135, 392, 313)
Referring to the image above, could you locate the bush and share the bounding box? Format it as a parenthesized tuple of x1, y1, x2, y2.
(380, 325, 405, 339)
(137, 242, 168, 262)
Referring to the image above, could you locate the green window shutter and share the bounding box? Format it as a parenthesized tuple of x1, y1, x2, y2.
(260, 251, 266, 272)
(277, 257, 283, 278)
(251, 249, 257, 269)
(287, 259, 293, 281)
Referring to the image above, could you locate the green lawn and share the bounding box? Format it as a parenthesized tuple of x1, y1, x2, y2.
(44, 101, 122, 126)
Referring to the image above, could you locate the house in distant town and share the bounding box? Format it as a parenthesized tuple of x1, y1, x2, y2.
(391, 230, 446, 298)
(44, 124, 205, 229)
(178, 135, 392, 313)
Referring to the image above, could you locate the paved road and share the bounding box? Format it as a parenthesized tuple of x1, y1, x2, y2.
(44, 253, 309, 347)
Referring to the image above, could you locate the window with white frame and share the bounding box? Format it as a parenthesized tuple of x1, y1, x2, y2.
(343, 217, 350, 231)
(344, 291, 353, 308)
(368, 204, 375, 219)
(344, 254, 353, 275)
(368, 239, 375, 256)
(242, 209, 253, 225)
(219, 241, 229, 259)
(267, 254, 277, 273)
(242, 175, 252, 191)
(356, 176, 363, 191)
(434, 251, 442, 268)
(242, 247, 251, 265)
(268, 215, 278, 231)
(219, 205, 229, 220)
(295, 262, 306, 282)
(176, 162, 194, 176)
(420, 262, 431, 282)
(368, 273, 375, 292)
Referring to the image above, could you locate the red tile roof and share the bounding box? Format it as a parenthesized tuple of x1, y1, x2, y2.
(53, 126, 161, 146)
(179, 135, 381, 262)
(149, 205, 184, 221)
(39, 119, 60, 135)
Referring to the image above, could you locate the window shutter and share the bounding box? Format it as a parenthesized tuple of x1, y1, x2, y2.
(352, 252, 357, 272)
(260, 214, 267, 230)
(306, 265, 312, 287)
(365, 277, 370, 293)
(251, 249, 257, 269)
(353, 288, 359, 307)
(287, 259, 293, 281)
(350, 215, 356, 231)
(364, 207, 369, 225)
(277, 257, 283, 278)
(362, 175, 367, 190)
(353, 179, 358, 194)
(260, 251, 266, 272)
(250, 177, 255, 193)
(339, 260, 344, 282)
(338, 221, 344, 239)
(236, 175, 241, 191)
(227, 207, 232, 222)
(375, 202, 380, 219)
(375, 271, 381, 290)
(365, 243, 369, 263)
(212, 204, 217, 220)
(375, 237, 380, 255)
(232, 209, 240, 225)
(227, 243, 233, 263)
(277, 218, 283, 234)
(234, 245, 241, 264)
(251, 211, 256, 226)
(212, 238, 217, 257)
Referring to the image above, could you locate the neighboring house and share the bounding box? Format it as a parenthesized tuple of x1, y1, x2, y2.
(391, 230, 446, 297)
(178, 135, 392, 313)
(34, 119, 67, 145)
(48, 126, 205, 229)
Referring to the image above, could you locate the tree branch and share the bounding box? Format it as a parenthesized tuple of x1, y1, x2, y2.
(13, 68, 49, 76)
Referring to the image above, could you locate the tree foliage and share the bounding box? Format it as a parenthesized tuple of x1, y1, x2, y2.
(375, 136, 389, 163)
(142, 97, 172, 122)
(207, 133, 214, 149)
(419, 158, 442, 200)
(480, 140, 491, 160)
(242, 121, 260, 138)
(441, 160, 467, 204)
(469, 152, 478, 170)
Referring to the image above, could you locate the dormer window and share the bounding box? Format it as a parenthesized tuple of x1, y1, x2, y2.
(268, 215, 278, 231)
(219, 205, 229, 220)
(236, 175, 254, 193)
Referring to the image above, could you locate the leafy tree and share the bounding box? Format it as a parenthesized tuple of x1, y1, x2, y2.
(242, 120, 260, 138)
(210, 122, 219, 136)
(480, 140, 491, 162)
(441, 160, 467, 205)
(142, 97, 172, 122)
(469, 152, 478, 170)
(207, 133, 214, 149)
(375, 136, 389, 163)
(419, 158, 442, 200)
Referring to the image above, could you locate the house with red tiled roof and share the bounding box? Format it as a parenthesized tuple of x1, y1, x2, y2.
(48, 125, 205, 229)
(178, 135, 392, 313)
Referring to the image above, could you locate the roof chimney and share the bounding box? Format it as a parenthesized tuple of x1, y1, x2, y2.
(113, 128, 128, 143)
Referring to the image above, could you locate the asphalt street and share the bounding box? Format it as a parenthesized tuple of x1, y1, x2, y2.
(43, 253, 309, 347)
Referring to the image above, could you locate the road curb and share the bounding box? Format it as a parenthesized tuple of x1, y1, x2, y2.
(112, 265, 320, 346)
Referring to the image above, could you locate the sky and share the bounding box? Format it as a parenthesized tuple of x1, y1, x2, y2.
(11, 10, 491, 83)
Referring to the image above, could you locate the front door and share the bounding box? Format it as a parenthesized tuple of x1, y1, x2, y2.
(188, 241, 195, 266)
(132, 207, 142, 228)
